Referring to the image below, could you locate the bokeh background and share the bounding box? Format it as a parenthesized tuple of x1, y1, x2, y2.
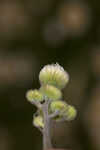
(0, 0, 100, 150)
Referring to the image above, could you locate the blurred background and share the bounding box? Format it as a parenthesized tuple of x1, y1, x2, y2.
(0, 0, 100, 150)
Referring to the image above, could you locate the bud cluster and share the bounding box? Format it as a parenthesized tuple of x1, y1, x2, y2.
(26, 63, 77, 129)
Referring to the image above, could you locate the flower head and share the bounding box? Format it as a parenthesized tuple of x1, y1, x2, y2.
(33, 115, 44, 128)
(50, 101, 77, 121)
(50, 100, 68, 121)
(50, 100, 68, 112)
(40, 85, 62, 101)
(39, 63, 69, 89)
(26, 89, 44, 103)
(64, 105, 77, 121)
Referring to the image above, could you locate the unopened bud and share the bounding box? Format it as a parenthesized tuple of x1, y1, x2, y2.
(33, 115, 44, 128)
(26, 89, 44, 103)
(40, 85, 62, 101)
(39, 63, 69, 89)
(64, 105, 77, 121)
(50, 100, 68, 112)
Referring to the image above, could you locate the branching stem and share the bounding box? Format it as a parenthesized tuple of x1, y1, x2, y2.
(31, 101, 42, 109)
(49, 110, 59, 118)
(42, 101, 52, 150)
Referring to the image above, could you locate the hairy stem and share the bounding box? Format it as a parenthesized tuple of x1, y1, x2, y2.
(49, 110, 59, 118)
(42, 101, 52, 150)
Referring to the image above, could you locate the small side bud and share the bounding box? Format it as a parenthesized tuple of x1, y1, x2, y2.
(64, 105, 77, 121)
(26, 89, 44, 103)
(50, 100, 68, 112)
(39, 63, 69, 89)
(50, 100, 69, 121)
(50, 101, 77, 122)
(40, 85, 62, 101)
(33, 115, 44, 128)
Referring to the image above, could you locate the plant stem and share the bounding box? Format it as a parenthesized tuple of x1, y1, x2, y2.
(42, 101, 52, 150)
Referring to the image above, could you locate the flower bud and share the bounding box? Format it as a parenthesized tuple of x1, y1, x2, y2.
(33, 115, 44, 128)
(64, 105, 77, 121)
(50, 100, 68, 112)
(26, 89, 44, 102)
(50, 100, 69, 121)
(39, 63, 69, 89)
(40, 85, 62, 101)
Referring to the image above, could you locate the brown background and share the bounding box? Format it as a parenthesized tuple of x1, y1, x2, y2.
(0, 0, 100, 150)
